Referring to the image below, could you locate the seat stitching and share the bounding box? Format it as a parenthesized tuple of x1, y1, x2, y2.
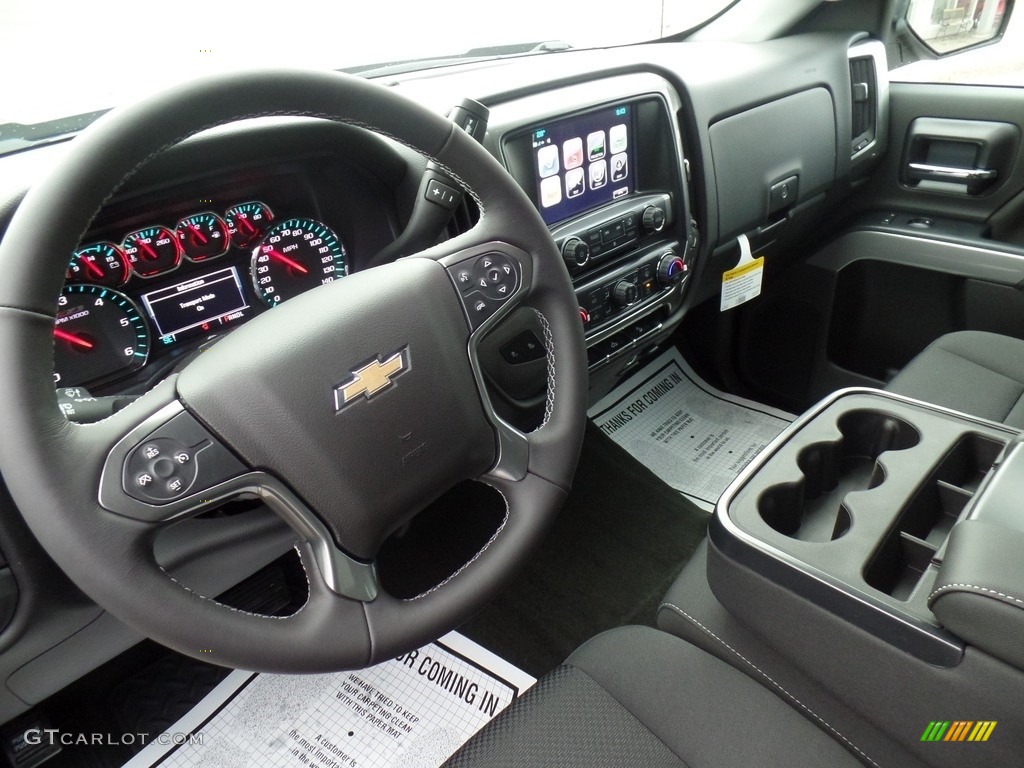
(928, 582, 1024, 607)
(660, 602, 880, 768)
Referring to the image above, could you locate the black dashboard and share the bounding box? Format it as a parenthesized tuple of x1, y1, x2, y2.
(50, 127, 412, 396)
(0, 30, 891, 723)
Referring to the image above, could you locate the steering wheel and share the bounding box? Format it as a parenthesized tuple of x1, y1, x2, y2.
(0, 70, 586, 672)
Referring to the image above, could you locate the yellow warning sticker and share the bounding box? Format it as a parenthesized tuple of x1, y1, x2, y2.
(721, 256, 764, 311)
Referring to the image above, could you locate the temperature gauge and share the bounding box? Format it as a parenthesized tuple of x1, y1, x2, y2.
(123, 226, 182, 277)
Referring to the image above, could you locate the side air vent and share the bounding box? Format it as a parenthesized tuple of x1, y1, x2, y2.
(850, 55, 877, 157)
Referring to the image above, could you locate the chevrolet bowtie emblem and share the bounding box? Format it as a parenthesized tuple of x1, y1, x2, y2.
(334, 349, 409, 412)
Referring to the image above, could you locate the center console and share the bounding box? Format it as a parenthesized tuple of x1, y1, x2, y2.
(659, 388, 1024, 764)
(486, 74, 697, 400)
(711, 388, 1020, 666)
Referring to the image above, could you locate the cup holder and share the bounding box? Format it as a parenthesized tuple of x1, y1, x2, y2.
(758, 410, 920, 542)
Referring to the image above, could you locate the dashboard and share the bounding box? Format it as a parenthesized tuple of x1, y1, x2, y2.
(47, 132, 411, 397)
(0, 30, 888, 724)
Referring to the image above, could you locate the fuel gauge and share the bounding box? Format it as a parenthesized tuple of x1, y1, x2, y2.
(176, 212, 229, 262)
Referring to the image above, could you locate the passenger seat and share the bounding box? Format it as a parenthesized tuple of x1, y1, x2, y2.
(886, 330, 1024, 427)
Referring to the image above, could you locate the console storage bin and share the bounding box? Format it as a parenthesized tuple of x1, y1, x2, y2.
(711, 389, 1017, 665)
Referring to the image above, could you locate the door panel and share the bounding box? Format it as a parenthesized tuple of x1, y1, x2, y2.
(732, 80, 1024, 411)
(855, 82, 1024, 221)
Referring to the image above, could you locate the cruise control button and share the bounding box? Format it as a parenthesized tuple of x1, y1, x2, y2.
(121, 411, 245, 505)
(464, 292, 497, 329)
(152, 457, 176, 479)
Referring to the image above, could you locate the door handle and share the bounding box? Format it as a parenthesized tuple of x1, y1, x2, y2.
(907, 163, 998, 183)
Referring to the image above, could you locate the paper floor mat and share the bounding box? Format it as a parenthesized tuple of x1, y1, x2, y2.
(122, 632, 534, 768)
(588, 348, 794, 509)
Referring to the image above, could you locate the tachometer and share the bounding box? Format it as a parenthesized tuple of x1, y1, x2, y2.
(53, 284, 150, 387)
(250, 218, 347, 306)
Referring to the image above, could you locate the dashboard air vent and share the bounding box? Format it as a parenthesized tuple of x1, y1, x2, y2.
(850, 56, 877, 157)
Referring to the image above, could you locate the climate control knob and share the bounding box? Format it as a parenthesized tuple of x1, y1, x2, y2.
(561, 237, 590, 269)
(642, 205, 666, 233)
(612, 280, 638, 308)
(657, 251, 688, 286)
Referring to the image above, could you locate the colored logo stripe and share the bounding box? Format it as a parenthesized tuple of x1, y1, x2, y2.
(921, 721, 996, 742)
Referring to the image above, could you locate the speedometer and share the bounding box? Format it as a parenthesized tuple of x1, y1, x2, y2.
(250, 218, 347, 306)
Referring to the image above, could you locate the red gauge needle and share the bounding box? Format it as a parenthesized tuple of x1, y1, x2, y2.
(54, 328, 94, 350)
(236, 216, 255, 234)
(186, 223, 208, 244)
(81, 257, 104, 279)
(136, 239, 159, 260)
(266, 249, 308, 274)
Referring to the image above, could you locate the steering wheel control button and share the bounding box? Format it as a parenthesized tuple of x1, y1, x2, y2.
(474, 254, 519, 301)
(153, 457, 176, 478)
(446, 252, 522, 329)
(454, 267, 474, 293)
(424, 178, 460, 210)
(121, 411, 245, 505)
(500, 331, 546, 365)
(125, 436, 199, 502)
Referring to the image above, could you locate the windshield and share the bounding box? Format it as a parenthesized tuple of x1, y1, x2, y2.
(1, 0, 733, 131)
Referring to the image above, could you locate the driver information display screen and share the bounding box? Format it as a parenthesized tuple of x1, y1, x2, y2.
(531, 103, 635, 225)
(141, 266, 249, 342)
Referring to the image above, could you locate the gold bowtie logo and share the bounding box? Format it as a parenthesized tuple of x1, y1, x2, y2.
(334, 350, 408, 411)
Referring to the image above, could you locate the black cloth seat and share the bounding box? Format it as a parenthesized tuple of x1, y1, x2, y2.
(443, 626, 864, 767)
(887, 330, 1024, 427)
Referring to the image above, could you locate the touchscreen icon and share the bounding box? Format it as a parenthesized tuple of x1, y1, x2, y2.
(611, 152, 628, 182)
(562, 137, 584, 170)
(540, 176, 562, 208)
(587, 131, 605, 161)
(589, 160, 607, 190)
(537, 145, 559, 178)
(565, 168, 585, 198)
(610, 124, 628, 154)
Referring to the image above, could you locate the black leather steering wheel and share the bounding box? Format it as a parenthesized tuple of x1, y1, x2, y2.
(0, 70, 586, 672)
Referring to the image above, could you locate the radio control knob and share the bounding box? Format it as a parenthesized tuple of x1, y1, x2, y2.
(642, 206, 666, 233)
(561, 237, 590, 269)
(657, 251, 687, 286)
(612, 280, 638, 308)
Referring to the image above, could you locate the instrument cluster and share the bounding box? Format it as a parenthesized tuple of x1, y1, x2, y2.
(56, 200, 350, 390)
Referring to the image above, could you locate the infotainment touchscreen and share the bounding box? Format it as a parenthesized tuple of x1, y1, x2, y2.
(530, 103, 635, 225)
